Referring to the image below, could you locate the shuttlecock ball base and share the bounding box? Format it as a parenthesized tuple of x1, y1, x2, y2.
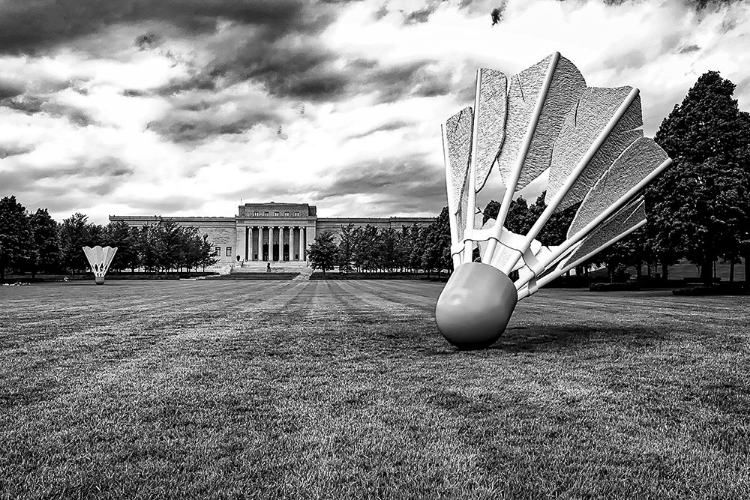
(95, 277, 105, 285)
(435, 262, 517, 349)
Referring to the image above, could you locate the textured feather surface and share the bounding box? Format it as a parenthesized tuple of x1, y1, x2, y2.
(496, 54, 586, 191)
(444, 107, 473, 216)
(559, 199, 645, 269)
(547, 87, 643, 211)
(474, 69, 508, 193)
(567, 137, 667, 238)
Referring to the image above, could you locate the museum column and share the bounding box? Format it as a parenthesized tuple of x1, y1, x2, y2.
(298, 227, 304, 262)
(273, 227, 279, 261)
(261, 227, 266, 261)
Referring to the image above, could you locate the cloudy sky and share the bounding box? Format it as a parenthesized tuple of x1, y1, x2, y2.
(0, 0, 748, 224)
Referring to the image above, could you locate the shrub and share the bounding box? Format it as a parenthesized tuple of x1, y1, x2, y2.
(589, 282, 640, 292)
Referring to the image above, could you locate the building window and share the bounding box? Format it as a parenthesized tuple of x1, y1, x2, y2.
(264, 212, 269, 216)
(254, 211, 259, 216)
(274, 211, 279, 216)
(294, 212, 299, 217)
(226, 247, 232, 257)
(284, 211, 289, 217)
(214, 246, 220, 256)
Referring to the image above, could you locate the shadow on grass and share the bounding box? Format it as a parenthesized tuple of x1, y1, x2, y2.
(423, 324, 669, 355)
(56, 282, 124, 287)
(491, 324, 668, 353)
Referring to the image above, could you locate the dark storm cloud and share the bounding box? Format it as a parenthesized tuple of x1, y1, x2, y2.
(314, 157, 445, 203)
(156, 71, 221, 96)
(0, 96, 96, 127)
(147, 106, 278, 142)
(404, 6, 439, 24)
(556, 0, 738, 9)
(121, 195, 207, 215)
(679, 44, 701, 54)
(204, 37, 347, 100)
(148, 38, 451, 141)
(0, 78, 25, 99)
(346, 121, 411, 140)
(31, 158, 134, 182)
(1, 95, 45, 113)
(0, 0, 327, 55)
(0, 157, 133, 198)
(123, 89, 147, 97)
(134, 32, 162, 51)
(0, 145, 33, 159)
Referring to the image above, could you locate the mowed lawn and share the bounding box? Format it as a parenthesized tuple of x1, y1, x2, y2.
(1, 279, 749, 499)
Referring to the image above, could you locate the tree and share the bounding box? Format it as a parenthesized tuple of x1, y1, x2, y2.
(27, 208, 60, 279)
(337, 223, 356, 272)
(407, 224, 425, 272)
(152, 219, 183, 273)
(481, 193, 575, 246)
(0, 196, 32, 281)
(419, 208, 450, 276)
(58, 213, 97, 273)
(651, 71, 750, 285)
(308, 231, 338, 277)
(378, 228, 399, 272)
(198, 234, 219, 272)
(104, 220, 138, 272)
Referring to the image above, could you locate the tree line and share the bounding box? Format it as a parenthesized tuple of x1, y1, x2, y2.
(0, 202, 218, 280)
(307, 211, 452, 277)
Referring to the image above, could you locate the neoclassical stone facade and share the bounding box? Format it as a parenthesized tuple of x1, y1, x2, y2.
(110, 202, 434, 267)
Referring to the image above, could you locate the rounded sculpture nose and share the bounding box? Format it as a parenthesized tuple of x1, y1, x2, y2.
(435, 262, 518, 349)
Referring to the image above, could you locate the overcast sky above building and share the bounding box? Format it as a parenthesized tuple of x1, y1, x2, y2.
(0, 0, 747, 224)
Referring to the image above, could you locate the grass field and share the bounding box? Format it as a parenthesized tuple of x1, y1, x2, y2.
(1, 280, 749, 499)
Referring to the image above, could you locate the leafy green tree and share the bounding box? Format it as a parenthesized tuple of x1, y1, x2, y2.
(407, 224, 425, 272)
(199, 234, 219, 272)
(419, 207, 450, 275)
(482, 199, 502, 225)
(378, 228, 399, 272)
(27, 208, 60, 279)
(482, 193, 575, 246)
(355, 225, 379, 272)
(337, 223, 356, 272)
(0, 196, 32, 280)
(137, 225, 159, 272)
(651, 70, 750, 285)
(104, 220, 138, 272)
(58, 213, 98, 273)
(396, 226, 413, 272)
(153, 219, 183, 272)
(308, 230, 338, 277)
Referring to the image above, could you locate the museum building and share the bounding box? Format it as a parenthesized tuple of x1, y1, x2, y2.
(110, 202, 434, 267)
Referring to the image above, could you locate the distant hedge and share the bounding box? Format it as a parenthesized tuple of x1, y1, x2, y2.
(673, 284, 748, 296)
(589, 282, 640, 292)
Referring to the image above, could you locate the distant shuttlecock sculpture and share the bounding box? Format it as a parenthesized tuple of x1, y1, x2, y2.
(82, 246, 118, 285)
(436, 52, 672, 349)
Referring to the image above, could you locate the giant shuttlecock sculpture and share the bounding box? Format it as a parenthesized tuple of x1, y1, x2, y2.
(435, 52, 672, 349)
(82, 246, 118, 285)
